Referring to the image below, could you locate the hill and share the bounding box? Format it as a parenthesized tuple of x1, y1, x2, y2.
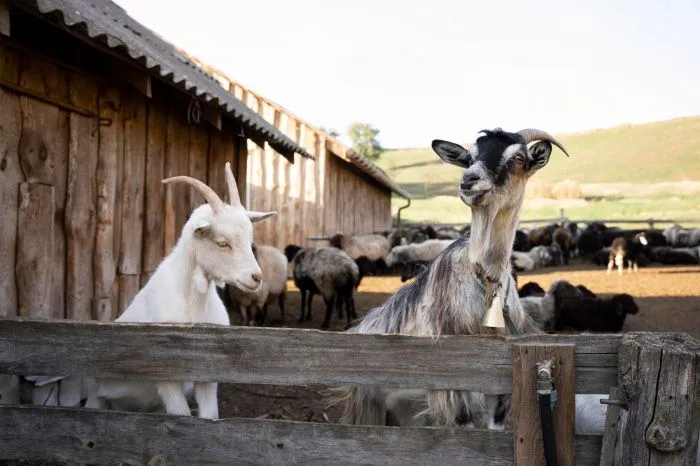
(376, 116, 700, 224)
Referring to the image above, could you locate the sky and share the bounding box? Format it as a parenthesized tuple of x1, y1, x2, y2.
(113, 0, 700, 148)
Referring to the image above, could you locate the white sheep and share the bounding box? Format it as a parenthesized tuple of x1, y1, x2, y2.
(30, 163, 276, 419)
(330, 233, 391, 262)
(512, 245, 555, 271)
(511, 251, 535, 271)
(384, 239, 455, 268)
(226, 244, 288, 326)
(519, 294, 555, 331)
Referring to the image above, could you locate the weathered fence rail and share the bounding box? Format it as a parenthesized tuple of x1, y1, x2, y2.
(0, 405, 603, 465)
(0, 318, 619, 393)
(1, 319, 698, 465)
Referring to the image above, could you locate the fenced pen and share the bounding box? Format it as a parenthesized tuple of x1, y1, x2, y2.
(1, 319, 698, 465)
(393, 212, 700, 230)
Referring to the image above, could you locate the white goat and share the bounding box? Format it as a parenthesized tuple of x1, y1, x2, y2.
(30, 163, 276, 419)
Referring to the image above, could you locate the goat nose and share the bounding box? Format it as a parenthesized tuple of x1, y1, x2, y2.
(251, 272, 262, 284)
(460, 174, 480, 190)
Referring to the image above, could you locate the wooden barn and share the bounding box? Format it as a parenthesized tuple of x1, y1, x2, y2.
(179, 52, 411, 250)
(0, 0, 409, 323)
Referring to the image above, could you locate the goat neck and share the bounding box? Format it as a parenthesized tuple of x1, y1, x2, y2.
(467, 198, 523, 282)
(169, 233, 214, 308)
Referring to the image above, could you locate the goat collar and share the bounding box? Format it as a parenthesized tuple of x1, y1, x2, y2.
(472, 262, 501, 285)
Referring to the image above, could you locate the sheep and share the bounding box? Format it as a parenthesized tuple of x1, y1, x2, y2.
(552, 226, 573, 265)
(224, 244, 288, 326)
(519, 294, 555, 331)
(650, 246, 700, 265)
(528, 224, 558, 247)
(385, 239, 455, 268)
(664, 225, 700, 247)
(607, 232, 650, 275)
(548, 279, 596, 305)
(511, 250, 535, 271)
(512, 229, 530, 252)
(330, 233, 391, 275)
(334, 127, 571, 429)
(577, 222, 607, 257)
(518, 281, 545, 298)
(435, 226, 462, 240)
(284, 246, 360, 329)
(553, 293, 639, 332)
(32, 163, 277, 419)
(529, 245, 557, 268)
(511, 246, 556, 271)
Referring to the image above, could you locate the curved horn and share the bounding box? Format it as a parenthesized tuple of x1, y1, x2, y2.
(516, 128, 570, 157)
(224, 162, 242, 208)
(161, 176, 225, 213)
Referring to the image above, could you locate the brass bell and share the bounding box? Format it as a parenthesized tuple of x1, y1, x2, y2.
(482, 295, 506, 328)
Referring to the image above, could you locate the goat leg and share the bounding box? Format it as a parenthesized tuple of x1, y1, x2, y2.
(156, 382, 191, 416)
(194, 382, 219, 420)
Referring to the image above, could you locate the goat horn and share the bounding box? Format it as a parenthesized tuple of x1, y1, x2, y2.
(516, 128, 570, 157)
(161, 176, 225, 213)
(224, 162, 242, 208)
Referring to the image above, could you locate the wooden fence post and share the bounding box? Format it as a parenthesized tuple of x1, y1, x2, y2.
(617, 332, 700, 465)
(513, 343, 575, 466)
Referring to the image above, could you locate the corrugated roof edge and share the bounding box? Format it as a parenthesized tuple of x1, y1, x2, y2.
(19, 0, 313, 160)
(175, 50, 410, 199)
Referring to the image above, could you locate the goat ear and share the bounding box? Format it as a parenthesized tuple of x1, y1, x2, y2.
(527, 141, 553, 172)
(431, 139, 472, 168)
(193, 219, 213, 239)
(247, 210, 277, 223)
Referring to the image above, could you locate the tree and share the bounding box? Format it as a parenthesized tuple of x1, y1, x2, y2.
(319, 126, 340, 138)
(348, 122, 384, 160)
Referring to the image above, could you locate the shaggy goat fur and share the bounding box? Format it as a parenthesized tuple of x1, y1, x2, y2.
(334, 127, 569, 429)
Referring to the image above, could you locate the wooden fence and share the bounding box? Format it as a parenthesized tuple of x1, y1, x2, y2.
(395, 212, 700, 231)
(0, 319, 698, 465)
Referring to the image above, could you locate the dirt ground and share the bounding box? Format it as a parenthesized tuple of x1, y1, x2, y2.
(219, 262, 700, 423)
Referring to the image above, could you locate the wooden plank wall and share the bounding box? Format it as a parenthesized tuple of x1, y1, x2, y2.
(0, 42, 241, 321)
(234, 82, 393, 248)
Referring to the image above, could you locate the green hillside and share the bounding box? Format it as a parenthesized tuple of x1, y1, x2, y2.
(376, 116, 700, 224)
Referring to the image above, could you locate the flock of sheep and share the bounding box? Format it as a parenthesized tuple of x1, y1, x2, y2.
(3, 127, 698, 462)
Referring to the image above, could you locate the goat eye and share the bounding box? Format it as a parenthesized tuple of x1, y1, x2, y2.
(216, 241, 230, 249)
(515, 154, 525, 165)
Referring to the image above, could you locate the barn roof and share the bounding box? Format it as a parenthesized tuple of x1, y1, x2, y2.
(16, 0, 313, 160)
(177, 52, 412, 200)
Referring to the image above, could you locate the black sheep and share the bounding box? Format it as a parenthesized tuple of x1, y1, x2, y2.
(518, 281, 545, 298)
(554, 294, 638, 332)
